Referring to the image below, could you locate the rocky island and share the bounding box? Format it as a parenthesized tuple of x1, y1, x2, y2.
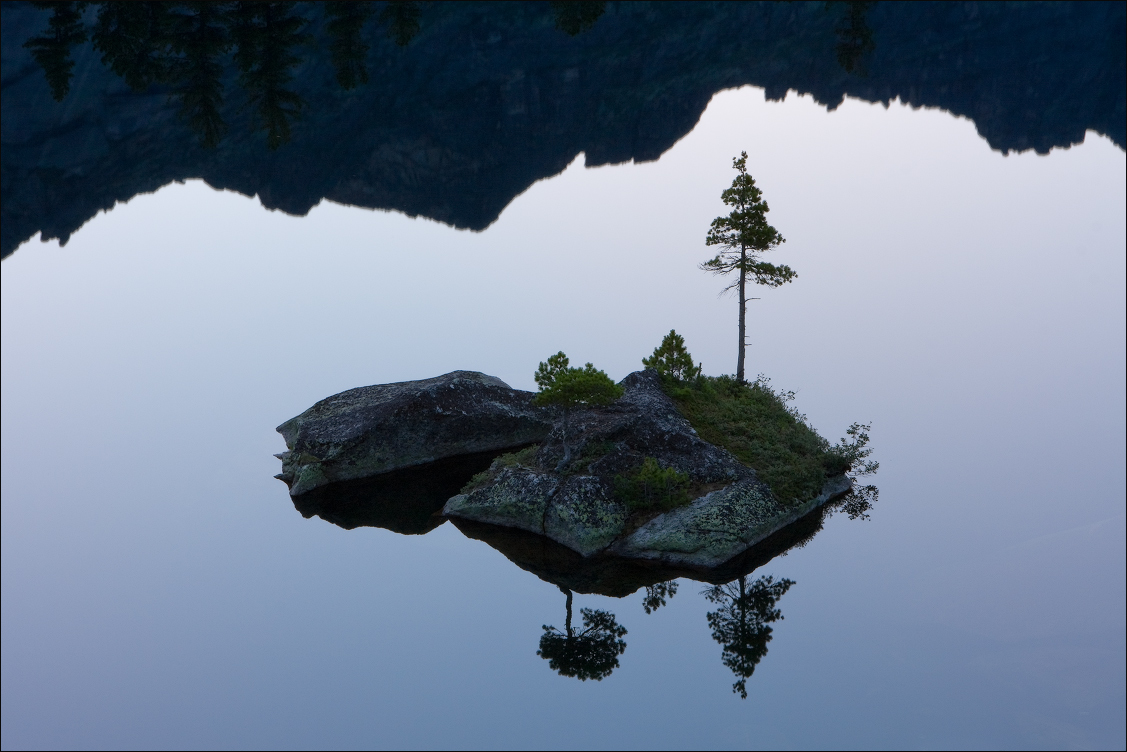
(275, 365, 869, 590)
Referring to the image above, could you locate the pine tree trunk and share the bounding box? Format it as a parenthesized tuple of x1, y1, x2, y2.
(737, 245, 747, 382)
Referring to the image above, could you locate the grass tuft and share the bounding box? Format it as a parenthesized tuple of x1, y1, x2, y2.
(665, 375, 844, 506)
(460, 444, 540, 493)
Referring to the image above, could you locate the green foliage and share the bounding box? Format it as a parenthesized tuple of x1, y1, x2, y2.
(25, 1, 88, 101)
(830, 422, 879, 476)
(701, 152, 795, 290)
(667, 375, 831, 506)
(703, 575, 793, 699)
(614, 457, 690, 512)
(642, 330, 702, 383)
(702, 152, 795, 381)
(666, 374, 878, 513)
(533, 352, 623, 410)
(460, 444, 539, 493)
(550, 1, 607, 36)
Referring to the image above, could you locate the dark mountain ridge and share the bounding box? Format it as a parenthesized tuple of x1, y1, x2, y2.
(2, 0, 1124, 260)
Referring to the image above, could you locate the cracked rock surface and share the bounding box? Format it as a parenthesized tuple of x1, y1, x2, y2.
(443, 370, 851, 567)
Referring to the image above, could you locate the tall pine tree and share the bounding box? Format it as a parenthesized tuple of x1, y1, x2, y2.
(701, 152, 795, 382)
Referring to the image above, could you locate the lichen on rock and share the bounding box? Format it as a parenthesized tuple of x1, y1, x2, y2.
(611, 474, 852, 568)
(277, 367, 855, 573)
(442, 369, 851, 566)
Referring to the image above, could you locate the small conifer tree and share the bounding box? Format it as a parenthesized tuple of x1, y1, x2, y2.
(642, 330, 702, 382)
(534, 352, 623, 470)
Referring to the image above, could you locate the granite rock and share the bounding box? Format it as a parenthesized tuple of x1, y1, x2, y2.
(275, 371, 552, 496)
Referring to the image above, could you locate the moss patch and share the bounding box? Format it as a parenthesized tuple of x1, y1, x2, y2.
(460, 444, 540, 493)
(664, 376, 846, 506)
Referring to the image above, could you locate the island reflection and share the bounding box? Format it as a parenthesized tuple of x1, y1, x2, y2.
(295, 455, 872, 693)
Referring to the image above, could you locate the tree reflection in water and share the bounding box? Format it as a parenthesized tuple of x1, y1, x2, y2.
(326, 0, 374, 89)
(537, 586, 626, 681)
(642, 580, 678, 614)
(831, 0, 876, 75)
(380, 1, 422, 48)
(23, 0, 87, 102)
(703, 574, 794, 699)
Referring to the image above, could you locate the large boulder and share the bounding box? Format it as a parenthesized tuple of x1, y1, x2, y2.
(443, 370, 853, 566)
(275, 371, 552, 496)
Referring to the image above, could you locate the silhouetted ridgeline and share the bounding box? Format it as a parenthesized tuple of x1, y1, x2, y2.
(2, 1, 1124, 260)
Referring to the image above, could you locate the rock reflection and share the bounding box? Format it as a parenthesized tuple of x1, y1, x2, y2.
(537, 586, 627, 681)
(282, 434, 871, 690)
(288, 450, 501, 535)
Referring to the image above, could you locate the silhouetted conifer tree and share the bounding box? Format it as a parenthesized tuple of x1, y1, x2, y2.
(24, 1, 89, 101)
(831, 1, 876, 75)
(326, 1, 374, 89)
(232, 1, 309, 150)
(379, 1, 421, 47)
(550, 1, 606, 36)
(163, 2, 231, 148)
(92, 1, 173, 91)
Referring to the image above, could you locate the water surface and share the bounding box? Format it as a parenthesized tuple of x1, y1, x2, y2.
(2, 12, 1125, 750)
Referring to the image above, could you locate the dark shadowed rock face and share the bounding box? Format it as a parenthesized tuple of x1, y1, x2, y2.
(443, 370, 851, 566)
(289, 450, 503, 535)
(275, 371, 552, 496)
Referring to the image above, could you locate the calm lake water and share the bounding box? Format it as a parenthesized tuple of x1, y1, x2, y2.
(2, 4, 1125, 750)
